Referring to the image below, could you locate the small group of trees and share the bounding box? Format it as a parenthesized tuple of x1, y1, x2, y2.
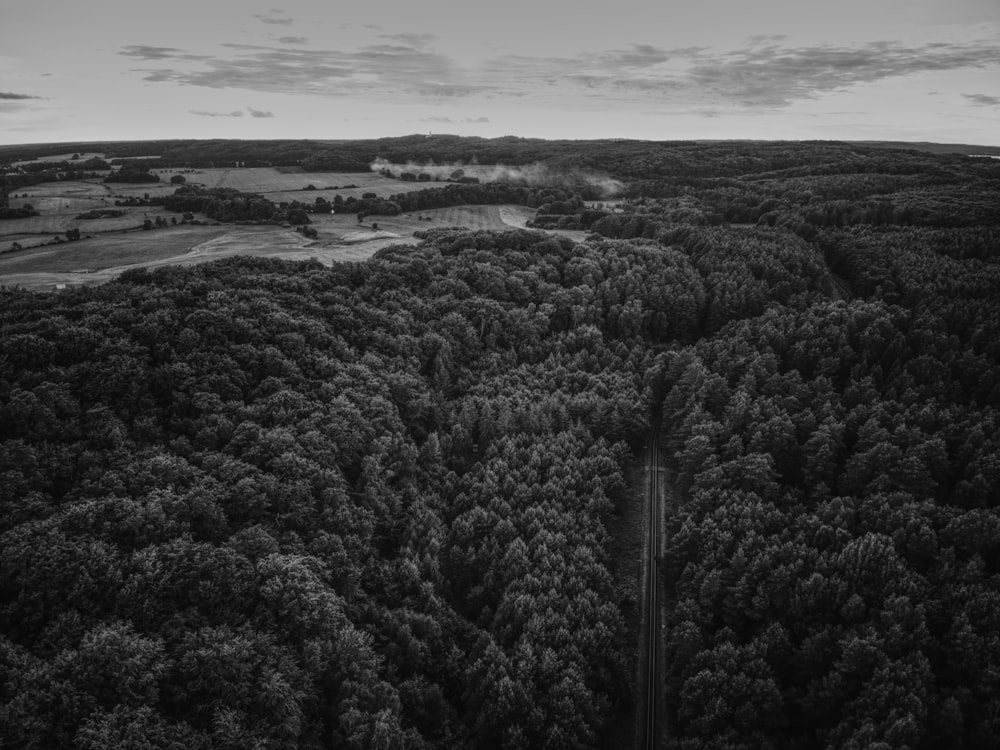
(75, 209, 125, 220)
(0, 206, 38, 220)
(141, 216, 178, 230)
(103, 162, 161, 184)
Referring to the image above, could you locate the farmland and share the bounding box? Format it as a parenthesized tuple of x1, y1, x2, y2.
(2, 167, 433, 236)
(0, 155, 603, 290)
(0, 201, 574, 290)
(179, 166, 439, 203)
(5, 166, 443, 214)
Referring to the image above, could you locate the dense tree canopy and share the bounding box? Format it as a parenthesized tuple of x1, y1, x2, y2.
(1, 137, 998, 748)
(653, 225, 1000, 748)
(0, 230, 682, 748)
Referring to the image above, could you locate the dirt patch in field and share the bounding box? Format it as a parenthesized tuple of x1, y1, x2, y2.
(337, 229, 403, 243)
(498, 204, 591, 241)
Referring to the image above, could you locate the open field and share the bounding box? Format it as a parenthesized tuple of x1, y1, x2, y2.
(0, 226, 230, 275)
(1, 167, 505, 245)
(11, 152, 107, 166)
(166, 166, 442, 202)
(3, 169, 441, 243)
(0, 203, 581, 291)
(0, 165, 586, 290)
(7, 180, 114, 212)
(313, 204, 514, 235)
(3, 179, 180, 240)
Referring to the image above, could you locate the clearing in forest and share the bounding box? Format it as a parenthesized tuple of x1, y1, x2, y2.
(179, 167, 444, 203)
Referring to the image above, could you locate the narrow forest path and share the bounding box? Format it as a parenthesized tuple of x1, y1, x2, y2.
(601, 427, 665, 750)
(636, 430, 664, 749)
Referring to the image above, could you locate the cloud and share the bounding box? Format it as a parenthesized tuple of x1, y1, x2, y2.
(254, 11, 293, 25)
(140, 71, 178, 82)
(122, 35, 1000, 111)
(963, 93, 1000, 106)
(420, 116, 490, 124)
(595, 44, 673, 69)
(190, 109, 244, 117)
(0, 92, 46, 113)
(120, 45, 208, 61)
(383, 33, 436, 48)
(247, 106, 275, 118)
(682, 39, 1000, 107)
(747, 34, 788, 45)
(278, 36, 307, 44)
(127, 41, 479, 99)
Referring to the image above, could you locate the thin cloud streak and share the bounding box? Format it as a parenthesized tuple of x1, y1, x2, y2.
(421, 116, 491, 123)
(120, 45, 210, 62)
(0, 92, 43, 100)
(383, 33, 436, 48)
(254, 13, 294, 25)
(963, 93, 1000, 105)
(190, 110, 244, 117)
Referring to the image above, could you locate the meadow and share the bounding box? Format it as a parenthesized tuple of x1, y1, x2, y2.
(0, 155, 601, 291)
(179, 166, 438, 202)
(2, 166, 469, 237)
(0, 194, 566, 290)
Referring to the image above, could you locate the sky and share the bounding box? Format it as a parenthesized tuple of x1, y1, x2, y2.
(2, 0, 999, 146)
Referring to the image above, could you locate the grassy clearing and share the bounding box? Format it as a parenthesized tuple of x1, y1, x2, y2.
(0, 226, 230, 275)
(8, 180, 112, 211)
(109, 182, 178, 200)
(2, 211, 154, 239)
(174, 167, 443, 202)
(11, 152, 107, 166)
(2, 179, 182, 241)
(309, 204, 513, 239)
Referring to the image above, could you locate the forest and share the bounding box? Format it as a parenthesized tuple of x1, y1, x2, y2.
(1, 137, 999, 749)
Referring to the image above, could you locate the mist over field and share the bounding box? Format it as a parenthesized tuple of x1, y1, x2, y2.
(369, 156, 625, 197)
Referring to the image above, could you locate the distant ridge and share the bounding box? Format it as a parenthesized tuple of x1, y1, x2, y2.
(3, 137, 1000, 162)
(853, 140, 1000, 156)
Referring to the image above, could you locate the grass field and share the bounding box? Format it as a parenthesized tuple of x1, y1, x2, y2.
(170, 167, 440, 203)
(0, 226, 231, 275)
(11, 152, 107, 166)
(2, 179, 173, 240)
(1, 168, 456, 245)
(313, 204, 513, 235)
